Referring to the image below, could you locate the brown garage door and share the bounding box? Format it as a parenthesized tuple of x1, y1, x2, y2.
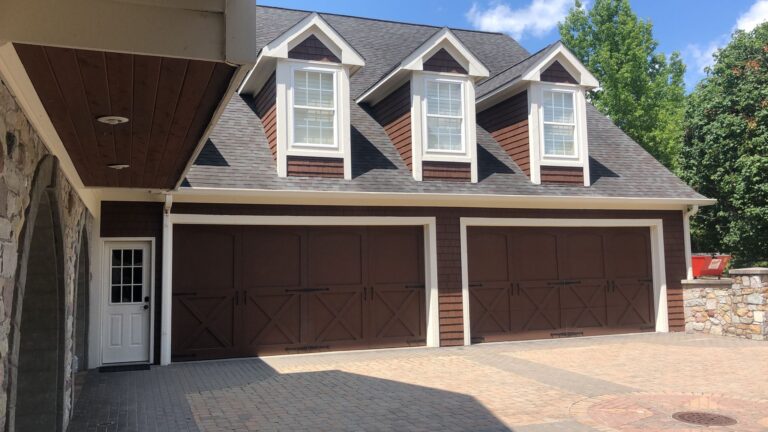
(172, 225, 426, 360)
(468, 227, 654, 343)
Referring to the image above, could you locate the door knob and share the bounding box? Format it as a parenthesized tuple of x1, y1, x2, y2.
(143, 305, 149, 310)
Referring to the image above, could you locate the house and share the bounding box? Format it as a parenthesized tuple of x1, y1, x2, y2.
(0, 3, 712, 431)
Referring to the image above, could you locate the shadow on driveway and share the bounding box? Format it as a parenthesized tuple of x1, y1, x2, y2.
(68, 357, 511, 432)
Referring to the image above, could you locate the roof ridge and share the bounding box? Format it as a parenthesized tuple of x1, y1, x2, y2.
(256, 4, 507, 36)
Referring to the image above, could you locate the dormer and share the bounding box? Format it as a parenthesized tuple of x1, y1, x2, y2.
(358, 28, 489, 182)
(477, 42, 599, 186)
(240, 13, 364, 179)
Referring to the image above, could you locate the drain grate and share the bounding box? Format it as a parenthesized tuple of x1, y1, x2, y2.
(672, 411, 737, 426)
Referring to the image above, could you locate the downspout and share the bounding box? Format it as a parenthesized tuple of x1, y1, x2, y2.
(683, 205, 699, 280)
(160, 194, 173, 365)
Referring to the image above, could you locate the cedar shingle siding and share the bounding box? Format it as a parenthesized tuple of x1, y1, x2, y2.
(540, 165, 584, 184)
(369, 82, 412, 169)
(541, 61, 578, 84)
(422, 161, 471, 181)
(288, 34, 341, 63)
(253, 72, 277, 160)
(423, 48, 467, 74)
(477, 91, 530, 177)
(287, 156, 344, 178)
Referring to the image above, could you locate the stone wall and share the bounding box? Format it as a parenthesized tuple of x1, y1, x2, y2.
(0, 76, 89, 431)
(682, 268, 768, 341)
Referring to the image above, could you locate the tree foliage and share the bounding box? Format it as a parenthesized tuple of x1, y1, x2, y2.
(558, 0, 686, 169)
(680, 23, 768, 265)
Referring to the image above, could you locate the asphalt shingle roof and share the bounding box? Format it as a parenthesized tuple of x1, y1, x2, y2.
(185, 5, 706, 202)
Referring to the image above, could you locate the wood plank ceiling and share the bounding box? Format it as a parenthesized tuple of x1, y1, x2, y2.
(14, 44, 236, 188)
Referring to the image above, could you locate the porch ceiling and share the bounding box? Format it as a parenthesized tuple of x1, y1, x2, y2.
(14, 43, 236, 189)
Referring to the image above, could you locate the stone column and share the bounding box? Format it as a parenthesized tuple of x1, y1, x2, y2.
(681, 268, 767, 340)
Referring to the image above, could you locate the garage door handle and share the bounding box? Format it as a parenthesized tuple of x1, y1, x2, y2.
(469, 283, 483, 287)
(405, 284, 425, 289)
(285, 287, 329, 293)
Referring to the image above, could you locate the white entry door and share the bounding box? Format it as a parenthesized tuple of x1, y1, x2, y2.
(102, 242, 151, 364)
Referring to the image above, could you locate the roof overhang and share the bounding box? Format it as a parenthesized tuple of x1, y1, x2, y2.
(0, 0, 258, 212)
(240, 13, 365, 96)
(356, 28, 490, 105)
(92, 186, 716, 211)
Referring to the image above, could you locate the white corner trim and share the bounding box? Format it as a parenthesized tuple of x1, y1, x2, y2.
(160, 195, 173, 365)
(458, 217, 670, 346)
(683, 205, 699, 280)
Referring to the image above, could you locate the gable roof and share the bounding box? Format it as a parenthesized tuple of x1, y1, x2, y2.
(184, 5, 709, 205)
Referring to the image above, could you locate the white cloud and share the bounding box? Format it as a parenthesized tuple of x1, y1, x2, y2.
(736, 0, 768, 31)
(466, 0, 572, 40)
(683, 0, 768, 89)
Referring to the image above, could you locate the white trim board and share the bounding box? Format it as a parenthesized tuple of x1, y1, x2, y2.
(458, 217, 669, 346)
(160, 214, 440, 365)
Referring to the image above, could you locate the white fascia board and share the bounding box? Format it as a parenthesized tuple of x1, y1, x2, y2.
(261, 13, 364, 67)
(161, 187, 716, 210)
(521, 43, 599, 89)
(402, 28, 489, 78)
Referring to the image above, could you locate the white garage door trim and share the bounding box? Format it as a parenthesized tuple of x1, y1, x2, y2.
(459, 217, 668, 346)
(160, 214, 439, 365)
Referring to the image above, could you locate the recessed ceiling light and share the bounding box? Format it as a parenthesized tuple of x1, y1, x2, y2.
(97, 116, 129, 125)
(107, 164, 130, 170)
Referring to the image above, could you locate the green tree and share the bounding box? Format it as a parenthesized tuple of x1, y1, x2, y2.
(558, 0, 686, 169)
(680, 23, 768, 265)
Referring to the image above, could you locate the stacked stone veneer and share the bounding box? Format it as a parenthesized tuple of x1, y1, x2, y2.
(682, 268, 768, 340)
(0, 76, 89, 431)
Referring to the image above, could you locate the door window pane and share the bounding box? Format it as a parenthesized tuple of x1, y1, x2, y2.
(109, 247, 146, 304)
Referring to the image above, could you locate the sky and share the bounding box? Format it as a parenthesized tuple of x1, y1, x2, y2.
(258, 0, 768, 91)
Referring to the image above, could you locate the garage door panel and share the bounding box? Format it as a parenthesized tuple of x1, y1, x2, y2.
(173, 226, 235, 293)
(242, 289, 302, 352)
(368, 227, 424, 284)
(171, 291, 238, 360)
(241, 227, 303, 288)
(516, 281, 561, 331)
(608, 279, 654, 328)
(309, 288, 365, 345)
(512, 231, 559, 281)
(370, 285, 425, 345)
(560, 281, 608, 329)
(467, 229, 510, 282)
(470, 282, 511, 335)
(560, 231, 606, 280)
(308, 228, 365, 286)
(605, 230, 652, 279)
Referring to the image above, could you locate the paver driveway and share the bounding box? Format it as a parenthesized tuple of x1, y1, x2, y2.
(69, 333, 768, 431)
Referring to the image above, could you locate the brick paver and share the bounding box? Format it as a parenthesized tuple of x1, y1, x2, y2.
(68, 333, 768, 431)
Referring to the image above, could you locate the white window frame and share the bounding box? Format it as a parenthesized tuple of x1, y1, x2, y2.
(538, 85, 584, 166)
(540, 86, 578, 160)
(422, 76, 467, 155)
(287, 62, 340, 151)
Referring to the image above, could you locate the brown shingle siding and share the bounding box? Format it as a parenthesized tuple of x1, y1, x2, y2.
(288, 34, 340, 63)
(423, 48, 467, 74)
(370, 82, 413, 168)
(540, 166, 584, 184)
(478, 90, 530, 176)
(541, 61, 578, 84)
(422, 161, 471, 182)
(253, 73, 277, 161)
(286, 156, 344, 178)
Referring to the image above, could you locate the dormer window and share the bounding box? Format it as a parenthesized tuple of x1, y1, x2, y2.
(291, 66, 338, 149)
(238, 13, 365, 180)
(425, 78, 465, 153)
(541, 87, 577, 158)
(358, 28, 489, 183)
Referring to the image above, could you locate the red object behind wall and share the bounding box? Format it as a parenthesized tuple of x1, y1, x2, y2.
(692, 254, 731, 278)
